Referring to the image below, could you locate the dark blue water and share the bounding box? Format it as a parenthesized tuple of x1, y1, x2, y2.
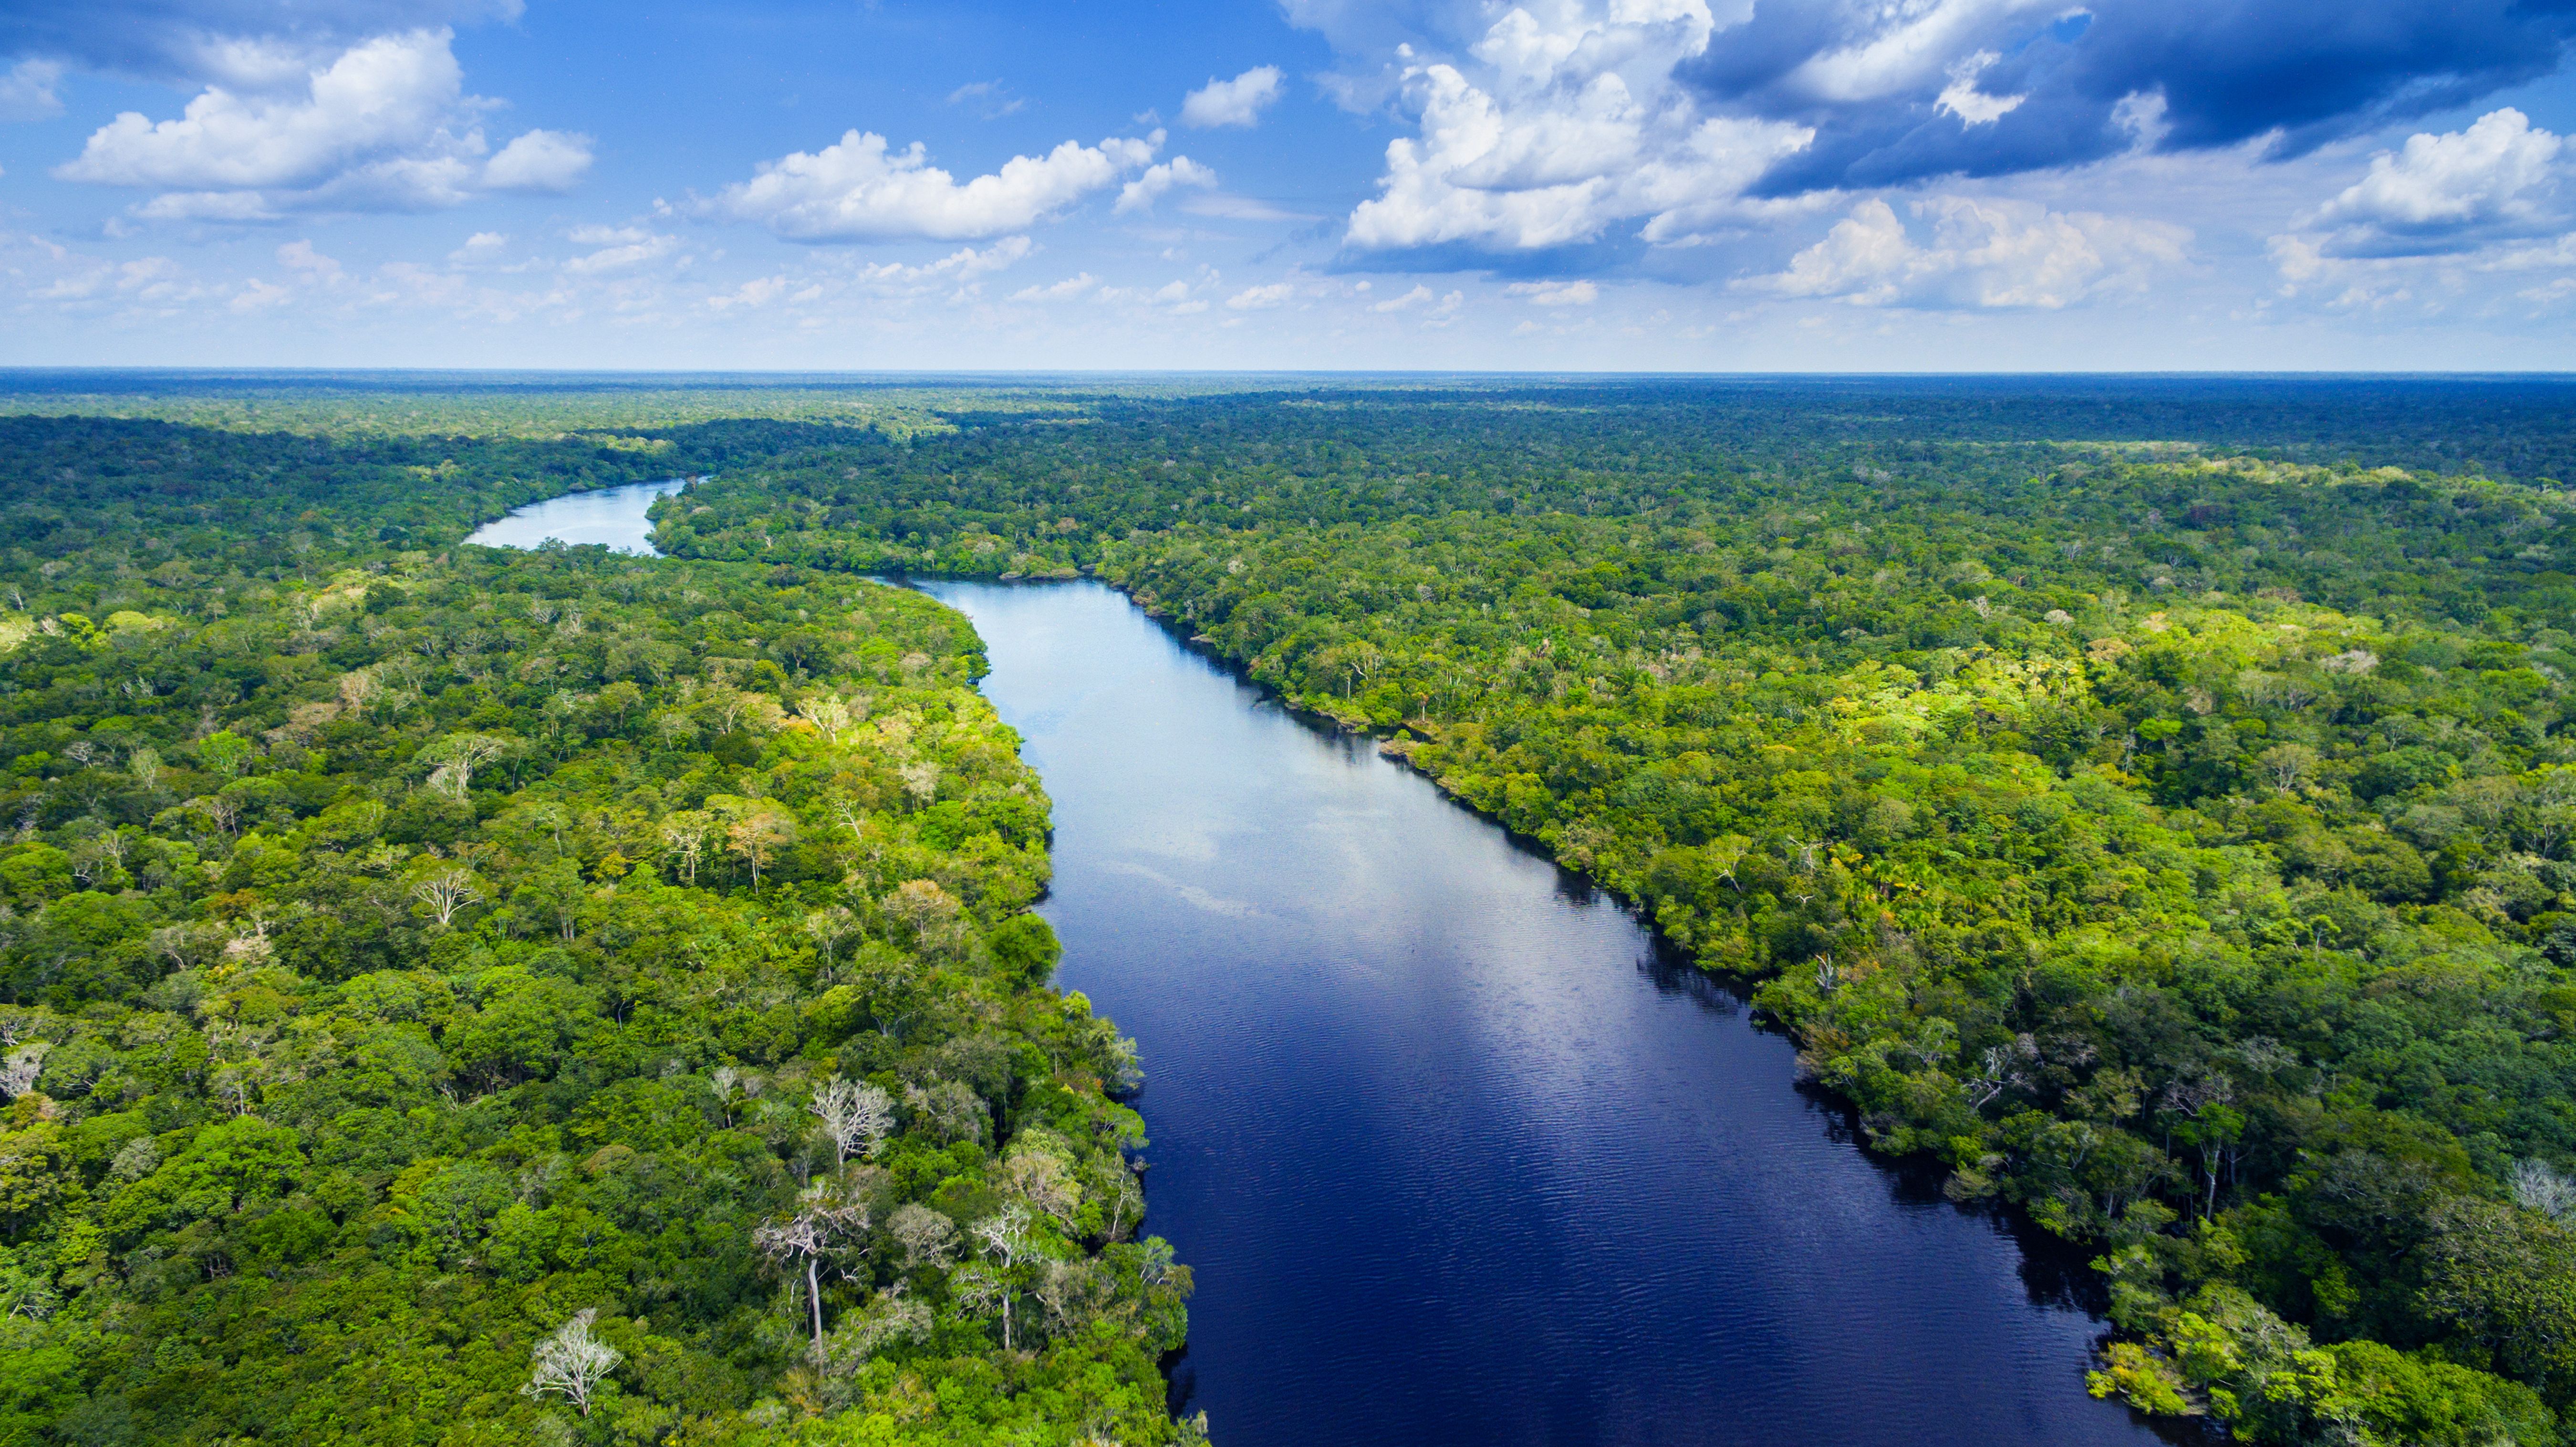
(917, 579, 2161, 1447)
(475, 485, 2155, 1446)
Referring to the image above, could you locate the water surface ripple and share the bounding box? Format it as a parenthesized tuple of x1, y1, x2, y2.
(472, 485, 2152, 1445)
(914, 578, 2160, 1447)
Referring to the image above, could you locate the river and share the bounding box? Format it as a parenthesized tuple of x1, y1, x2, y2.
(461, 476, 697, 553)
(478, 479, 2161, 1447)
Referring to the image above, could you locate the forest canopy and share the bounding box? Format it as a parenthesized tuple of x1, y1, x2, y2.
(653, 376, 2576, 1447)
(0, 411, 1194, 1447)
(8, 372, 2576, 1447)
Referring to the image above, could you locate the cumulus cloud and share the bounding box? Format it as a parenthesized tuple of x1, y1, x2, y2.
(2262, 111, 2576, 305)
(1115, 156, 1218, 213)
(1302, 0, 2576, 245)
(1934, 51, 2024, 128)
(1506, 278, 1598, 305)
(1744, 196, 2190, 308)
(563, 224, 675, 274)
(1226, 281, 1294, 309)
(52, 29, 592, 218)
(1010, 271, 1098, 302)
(2302, 109, 2565, 257)
(714, 129, 1161, 241)
(483, 127, 592, 192)
(854, 235, 1031, 291)
(59, 30, 462, 189)
(1341, 2, 1818, 253)
(1181, 66, 1285, 128)
(1098, 271, 1215, 312)
(0, 58, 64, 119)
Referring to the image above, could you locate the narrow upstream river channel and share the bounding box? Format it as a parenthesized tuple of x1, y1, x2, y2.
(475, 480, 2161, 1447)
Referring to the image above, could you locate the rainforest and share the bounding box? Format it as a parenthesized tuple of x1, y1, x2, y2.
(5, 372, 2576, 1447)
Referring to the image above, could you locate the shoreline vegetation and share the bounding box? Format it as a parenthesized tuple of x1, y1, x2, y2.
(651, 380, 2576, 1447)
(0, 413, 1196, 1447)
(3, 373, 2575, 1447)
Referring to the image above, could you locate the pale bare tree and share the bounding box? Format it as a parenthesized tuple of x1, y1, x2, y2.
(2514, 1159, 2576, 1224)
(2259, 743, 2320, 792)
(411, 867, 482, 928)
(798, 691, 856, 744)
(889, 1202, 959, 1270)
(1002, 1147, 1080, 1230)
(898, 760, 940, 809)
(904, 1076, 988, 1145)
(804, 906, 861, 974)
(754, 1180, 873, 1347)
(659, 811, 713, 885)
(420, 732, 512, 797)
(1086, 1153, 1145, 1243)
(0, 1042, 49, 1099)
(521, 1308, 622, 1417)
(966, 1204, 1036, 1350)
(710, 1065, 765, 1128)
(727, 809, 796, 890)
(810, 1075, 894, 1165)
(883, 878, 964, 952)
(190, 794, 242, 838)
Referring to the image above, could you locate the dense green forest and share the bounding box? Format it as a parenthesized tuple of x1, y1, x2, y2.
(10, 374, 2576, 1447)
(0, 414, 1195, 1447)
(650, 380, 2576, 1447)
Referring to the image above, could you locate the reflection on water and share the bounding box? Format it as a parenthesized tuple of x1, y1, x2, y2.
(917, 578, 2161, 1447)
(462, 477, 693, 554)
(458, 467, 2159, 1447)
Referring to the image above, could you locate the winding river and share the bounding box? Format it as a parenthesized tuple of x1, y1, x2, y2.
(476, 479, 2161, 1447)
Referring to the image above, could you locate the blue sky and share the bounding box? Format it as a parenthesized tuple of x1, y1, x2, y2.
(2, 0, 2574, 370)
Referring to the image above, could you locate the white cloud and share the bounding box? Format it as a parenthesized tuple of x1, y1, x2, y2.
(563, 224, 679, 274)
(946, 80, 1027, 119)
(1180, 66, 1285, 128)
(1786, 0, 2057, 104)
(60, 31, 465, 190)
(2303, 109, 2564, 255)
(706, 274, 792, 312)
(1506, 278, 1598, 305)
(278, 238, 343, 279)
(1342, 3, 1817, 252)
(1934, 51, 2024, 127)
(51, 30, 589, 218)
(1115, 156, 1218, 213)
(483, 128, 593, 192)
(229, 277, 293, 312)
(1372, 282, 1434, 311)
(1010, 272, 1100, 302)
(1099, 271, 1216, 312)
(2259, 109, 2574, 304)
(1745, 197, 2191, 309)
(853, 235, 1032, 293)
(1226, 281, 1295, 309)
(714, 129, 1160, 241)
(0, 59, 66, 121)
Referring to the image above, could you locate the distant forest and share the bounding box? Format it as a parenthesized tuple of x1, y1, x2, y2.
(4, 372, 2576, 1447)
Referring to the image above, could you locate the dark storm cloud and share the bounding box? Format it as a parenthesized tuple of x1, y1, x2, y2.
(1681, 0, 2576, 198)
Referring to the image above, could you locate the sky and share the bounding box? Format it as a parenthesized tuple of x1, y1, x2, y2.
(1, 0, 2574, 371)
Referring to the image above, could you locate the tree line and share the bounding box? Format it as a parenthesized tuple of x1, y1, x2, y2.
(0, 414, 1196, 1447)
(663, 382, 2576, 1447)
